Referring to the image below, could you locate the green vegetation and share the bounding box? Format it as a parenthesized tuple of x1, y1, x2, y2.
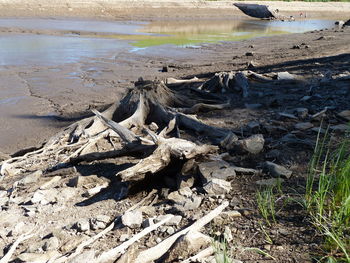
(256, 186, 277, 226)
(305, 127, 350, 262)
(213, 239, 232, 263)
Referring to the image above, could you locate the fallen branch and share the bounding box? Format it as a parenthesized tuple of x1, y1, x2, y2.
(133, 201, 229, 263)
(0, 231, 34, 263)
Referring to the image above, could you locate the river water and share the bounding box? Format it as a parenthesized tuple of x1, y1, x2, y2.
(0, 18, 335, 66)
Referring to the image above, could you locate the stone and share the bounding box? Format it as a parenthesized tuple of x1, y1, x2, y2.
(121, 210, 143, 228)
(220, 210, 242, 219)
(295, 108, 309, 119)
(264, 161, 292, 178)
(245, 103, 263, 109)
(155, 214, 182, 226)
(139, 206, 156, 216)
(68, 250, 95, 263)
(73, 218, 90, 232)
(338, 110, 350, 121)
(245, 51, 254, 56)
(300, 95, 312, 102)
(18, 170, 42, 186)
(203, 178, 232, 195)
(295, 122, 313, 130)
(236, 134, 264, 154)
(31, 189, 58, 205)
(42, 236, 60, 251)
(68, 174, 109, 188)
(164, 231, 211, 262)
(178, 186, 193, 197)
(176, 174, 195, 189)
(167, 189, 202, 211)
(331, 124, 349, 132)
(256, 178, 284, 187)
(198, 161, 236, 183)
(40, 176, 61, 190)
(277, 71, 296, 80)
(90, 215, 110, 230)
(17, 251, 61, 263)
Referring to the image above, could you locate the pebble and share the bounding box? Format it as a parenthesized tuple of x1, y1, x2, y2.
(203, 178, 232, 195)
(121, 210, 143, 228)
(264, 161, 292, 178)
(119, 233, 130, 242)
(295, 122, 313, 130)
(73, 218, 90, 232)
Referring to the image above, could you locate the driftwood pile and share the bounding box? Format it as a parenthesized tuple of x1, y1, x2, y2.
(0, 70, 277, 262)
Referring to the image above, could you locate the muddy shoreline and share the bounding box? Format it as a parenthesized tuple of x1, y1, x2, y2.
(0, 2, 349, 156)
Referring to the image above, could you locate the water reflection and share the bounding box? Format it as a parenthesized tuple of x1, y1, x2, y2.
(132, 19, 335, 47)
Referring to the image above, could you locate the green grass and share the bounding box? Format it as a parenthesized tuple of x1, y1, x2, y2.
(305, 126, 350, 262)
(256, 186, 277, 226)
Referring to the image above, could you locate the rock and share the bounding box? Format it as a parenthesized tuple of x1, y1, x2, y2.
(40, 176, 61, 190)
(120, 233, 130, 242)
(168, 190, 202, 211)
(245, 103, 263, 109)
(295, 122, 313, 130)
(18, 170, 42, 186)
(256, 178, 284, 187)
(139, 205, 156, 216)
(245, 51, 254, 56)
(17, 251, 61, 263)
(68, 174, 109, 188)
(176, 174, 195, 189)
(277, 71, 296, 80)
(265, 149, 281, 159)
(203, 178, 232, 195)
(344, 19, 350, 26)
(300, 95, 312, 102)
(73, 218, 90, 232)
(31, 189, 58, 205)
(178, 186, 192, 197)
(121, 210, 143, 228)
(68, 250, 95, 263)
(220, 132, 239, 150)
(295, 108, 309, 119)
(264, 161, 292, 178)
(164, 231, 211, 262)
(331, 124, 349, 132)
(335, 20, 345, 28)
(198, 161, 236, 183)
(338, 110, 350, 121)
(292, 45, 301, 49)
(42, 236, 60, 251)
(220, 210, 242, 219)
(155, 214, 182, 226)
(236, 134, 264, 154)
(90, 215, 110, 230)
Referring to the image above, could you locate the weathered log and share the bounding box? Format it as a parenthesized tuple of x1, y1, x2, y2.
(133, 201, 229, 263)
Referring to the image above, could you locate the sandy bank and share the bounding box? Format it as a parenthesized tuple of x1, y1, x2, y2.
(1, 0, 349, 20)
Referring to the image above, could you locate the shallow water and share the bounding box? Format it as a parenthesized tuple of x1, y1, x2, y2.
(0, 18, 335, 66)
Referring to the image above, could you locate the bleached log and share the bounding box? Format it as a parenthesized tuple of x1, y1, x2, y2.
(133, 201, 229, 263)
(0, 232, 34, 263)
(182, 246, 214, 263)
(166, 77, 202, 86)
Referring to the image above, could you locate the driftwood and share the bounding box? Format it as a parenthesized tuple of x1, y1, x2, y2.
(0, 231, 34, 263)
(133, 201, 229, 263)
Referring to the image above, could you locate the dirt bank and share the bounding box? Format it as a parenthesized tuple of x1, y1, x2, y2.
(1, 0, 350, 20)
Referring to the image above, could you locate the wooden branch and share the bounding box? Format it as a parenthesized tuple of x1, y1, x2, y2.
(165, 77, 202, 86)
(235, 72, 249, 98)
(177, 101, 230, 114)
(0, 232, 34, 263)
(133, 201, 229, 263)
(96, 215, 174, 263)
(92, 109, 139, 144)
